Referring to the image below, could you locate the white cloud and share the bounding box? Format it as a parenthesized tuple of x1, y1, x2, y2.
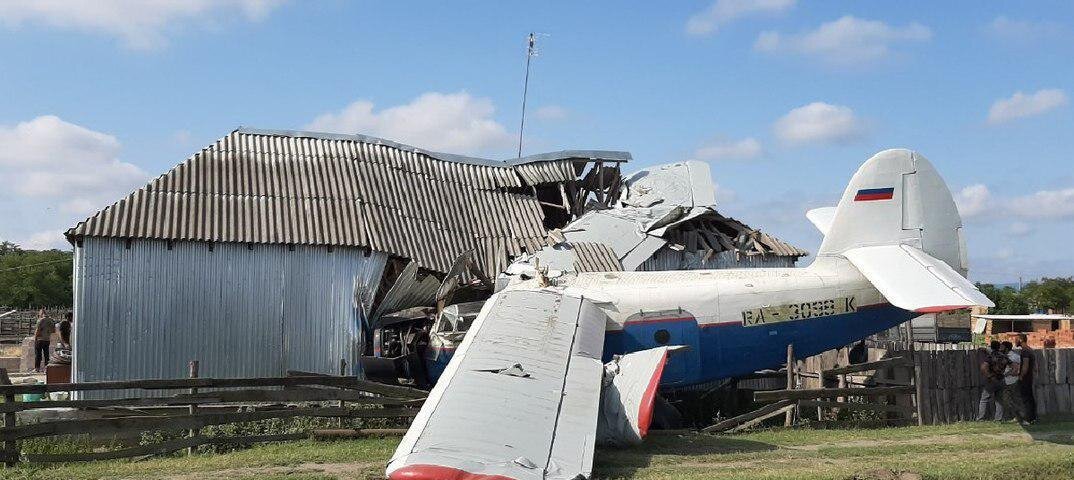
(1006, 188, 1074, 219)
(755, 16, 931, 65)
(17, 230, 69, 251)
(987, 89, 1068, 125)
(0, 0, 284, 50)
(956, 183, 1074, 220)
(985, 16, 1064, 42)
(955, 184, 992, 218)
(0, 115, 149, 215)
(773, 102, 865, 145)
(305, 92, 514, 155)
(692, 137, 762, 161)
(686, 0, 795, 36)
(533, 105, 568, 121)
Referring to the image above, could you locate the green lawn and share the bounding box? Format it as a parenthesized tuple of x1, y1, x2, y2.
(3, 420, 1073, 480)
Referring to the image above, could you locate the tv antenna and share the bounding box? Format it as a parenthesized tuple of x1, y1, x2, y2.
(517, 32, 543, 158)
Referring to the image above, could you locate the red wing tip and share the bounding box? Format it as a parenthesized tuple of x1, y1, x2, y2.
(914, 305, 972, 313)
(389, 464, 516, 480)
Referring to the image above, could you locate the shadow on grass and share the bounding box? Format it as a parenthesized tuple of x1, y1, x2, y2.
(592, 434, 777, 479)
(1023, 415, 1074, 445)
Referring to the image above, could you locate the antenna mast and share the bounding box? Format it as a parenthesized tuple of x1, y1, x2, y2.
(517, 33, 536, 158)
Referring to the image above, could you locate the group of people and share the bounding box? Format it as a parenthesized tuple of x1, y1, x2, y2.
(32, 309, 72, 373)
(976, 333, 1036, 426)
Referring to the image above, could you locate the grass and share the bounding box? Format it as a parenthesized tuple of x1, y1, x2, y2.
(2, 420, 1073, 479)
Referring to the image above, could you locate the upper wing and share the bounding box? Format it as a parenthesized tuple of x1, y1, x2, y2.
(843, 244, 994, 313)
(386, 288, 608, 480)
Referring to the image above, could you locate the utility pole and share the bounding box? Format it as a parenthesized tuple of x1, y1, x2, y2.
(517, 33, 537, 158)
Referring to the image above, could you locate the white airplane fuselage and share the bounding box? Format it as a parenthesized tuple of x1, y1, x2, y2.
(565, 257, 912, 388)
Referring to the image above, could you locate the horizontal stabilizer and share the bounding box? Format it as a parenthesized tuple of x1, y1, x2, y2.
(805, 207, 836, 236)
(843, 244, 994, 313)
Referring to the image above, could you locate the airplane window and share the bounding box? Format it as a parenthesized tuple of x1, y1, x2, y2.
(654, 329, 671, 345)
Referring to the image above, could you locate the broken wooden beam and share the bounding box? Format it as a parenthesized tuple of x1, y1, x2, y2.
(822, 356, 913, 376)
(754, 386, 914, 402)
(702, 399, 795, 433)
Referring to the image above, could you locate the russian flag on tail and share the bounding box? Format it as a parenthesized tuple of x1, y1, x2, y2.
(854, 187, 894, 201)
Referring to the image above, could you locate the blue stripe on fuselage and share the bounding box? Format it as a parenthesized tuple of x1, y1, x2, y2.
(422, 304, 915, 389)
(602, 304, 915, 390)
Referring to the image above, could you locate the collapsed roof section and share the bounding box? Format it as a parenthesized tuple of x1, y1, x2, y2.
(66, 127, 629, 277)
(518, 161, 808, 275)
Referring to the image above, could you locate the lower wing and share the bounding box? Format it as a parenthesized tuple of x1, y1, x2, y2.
(387, 288, 609, 480)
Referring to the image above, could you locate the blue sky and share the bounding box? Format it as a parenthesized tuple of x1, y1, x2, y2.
(0, 1, 1071, 283)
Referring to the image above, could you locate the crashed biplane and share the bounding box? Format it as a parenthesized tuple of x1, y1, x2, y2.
(385, 149, 994, 480)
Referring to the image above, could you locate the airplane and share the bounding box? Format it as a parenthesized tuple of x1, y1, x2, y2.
(385, 149, 995, 480)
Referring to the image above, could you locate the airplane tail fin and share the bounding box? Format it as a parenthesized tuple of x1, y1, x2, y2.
(811, 149, 994, 312)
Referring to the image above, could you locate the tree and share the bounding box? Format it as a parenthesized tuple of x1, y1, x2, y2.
(978, 277, 1074, 315)
(0, 240, 73, 308)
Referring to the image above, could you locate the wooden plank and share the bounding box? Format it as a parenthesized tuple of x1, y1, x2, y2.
(0, 368, 16, 467)
(784, 344, 795, 427)
(799, 400, 915, 415)
(0, 387, 420, 414)
(823, 356, 912, 376)
(729, 405, 795, 433)
(754, 386, 913, 402)
(1, 407, 419, 442)
(310, 428, 407, 440)
(702, 399, 795, 433)
(22, 433, 307, 463)
(0, 375, 427, 399)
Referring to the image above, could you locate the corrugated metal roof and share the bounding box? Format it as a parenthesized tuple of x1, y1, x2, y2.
(570, 242, 624, 272)
(67, 128, 631, 276)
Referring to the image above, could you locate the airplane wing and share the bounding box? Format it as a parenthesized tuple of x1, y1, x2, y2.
(843, 244, 994, 313)
(386, 288, 609, 480)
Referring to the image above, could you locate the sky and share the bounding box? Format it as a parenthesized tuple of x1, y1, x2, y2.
(0, 0, 1071, 284)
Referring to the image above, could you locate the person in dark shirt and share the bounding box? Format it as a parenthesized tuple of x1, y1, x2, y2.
(32, 309, 55, 372)
(1015, 334, 1037, 423)
(976, 341, 1005, 421)
(58, 312, 73, 348)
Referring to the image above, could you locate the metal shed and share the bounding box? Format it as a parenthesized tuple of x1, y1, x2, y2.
(66, 128, 629, 386)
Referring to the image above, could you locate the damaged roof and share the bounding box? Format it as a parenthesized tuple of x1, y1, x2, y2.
(517, 161, 808, 274)
(66, 128, 630, 276)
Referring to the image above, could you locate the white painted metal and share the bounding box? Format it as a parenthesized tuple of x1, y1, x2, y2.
(805, 207, 836, 236)
(844, 244, 994, 312)
(387, 289, 608, 480)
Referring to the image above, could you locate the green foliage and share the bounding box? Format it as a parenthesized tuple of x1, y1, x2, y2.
(977, 277, 1074, 314)
(0, 240, 73, 308)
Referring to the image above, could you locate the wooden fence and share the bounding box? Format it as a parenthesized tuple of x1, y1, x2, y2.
(795, 343, 1073, 425)
(0, 308, 70, 340)
(912, 347, 1074, 424)
(0, 367, 425, 466)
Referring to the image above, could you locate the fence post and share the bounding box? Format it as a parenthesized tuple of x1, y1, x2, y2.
(338, 359, 347, 427)
(0, 369, 16, 467)
(187, 360, 199, 455)
(784, 343, 795, 426)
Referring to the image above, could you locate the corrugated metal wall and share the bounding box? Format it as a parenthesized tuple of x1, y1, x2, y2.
(637, 248, 797, 271)
(72, 237, 388, 393)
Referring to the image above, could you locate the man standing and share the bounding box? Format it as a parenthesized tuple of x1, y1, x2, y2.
(976, 341, 1005, 421)
(32, 309, 56, 373)
(1015, 334, 1037, 423)
(57, 312, 73, 349)
(998, 341, 1029, 425)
